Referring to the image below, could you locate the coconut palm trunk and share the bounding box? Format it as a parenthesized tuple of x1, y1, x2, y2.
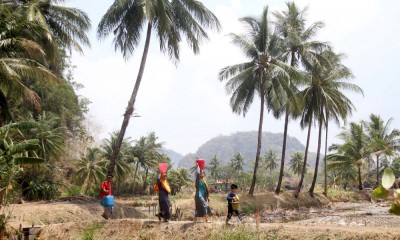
(276, 52, 296, 195)
(309, 113, 324, 197)
(249, 89, 265, 195)
(295, 120, 312, 198)
(132, 161, 140, 192)
(323, 118, 329, 196)
(275, 110, 289, 194)
(142, 167, 149, 194)
(308, 114, 323, 197)
(85, 174, 92, 194)
(107, 23, 152, 176)
(376, 154, 380, 186)
(358, 164, 363, 190)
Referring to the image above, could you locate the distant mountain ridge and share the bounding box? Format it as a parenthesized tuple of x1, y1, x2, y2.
(176, 131, 320, 170)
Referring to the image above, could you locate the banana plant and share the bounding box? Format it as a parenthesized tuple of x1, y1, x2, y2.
(371, 167, 400, 215)
(0, 123, 44, 205)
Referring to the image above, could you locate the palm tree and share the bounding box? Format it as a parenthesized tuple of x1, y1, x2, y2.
(129, 132, 163, 192)
(97, 0, 220, 177)
(273, 1, 329, 195)
(208, 154, 220, 181)
(289, 152, 306, 177)
(101, 131, 132, 192)
(74, 147, 107, 194)
(327, 153, 358, 190)
(7, 0, 91, 54)
(21, 113, 65, 162)
(366, 114, 400, 185)
(263, 149, 278, 173)
(219, 6, 296, 195)
(319, 52, 361, 195)
(168, 168, 191, 195)
(295, 51, 361, 198)
(231, 152, 245, 175)
(0, 5, 59, 123)
(328, 122, 369, 190)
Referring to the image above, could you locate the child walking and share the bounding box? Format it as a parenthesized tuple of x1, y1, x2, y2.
(226, 184, 243, 224)
(100, 175, 114, 219)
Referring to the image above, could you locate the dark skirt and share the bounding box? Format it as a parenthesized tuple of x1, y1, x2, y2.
(195, 195, 211, 217)
(158, 187, 171, 220)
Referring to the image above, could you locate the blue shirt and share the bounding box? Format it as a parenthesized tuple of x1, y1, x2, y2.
(227, 192, 236, 203)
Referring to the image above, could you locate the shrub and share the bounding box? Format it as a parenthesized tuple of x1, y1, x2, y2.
(66, 185, 82, 197)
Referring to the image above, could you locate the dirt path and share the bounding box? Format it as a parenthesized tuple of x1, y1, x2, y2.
(6, 198, 400, 239)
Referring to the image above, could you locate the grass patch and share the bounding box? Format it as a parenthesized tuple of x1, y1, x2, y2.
(210, 225, 262, 240)
(327, 189, 371, 202)
(81, 222, 104, 240)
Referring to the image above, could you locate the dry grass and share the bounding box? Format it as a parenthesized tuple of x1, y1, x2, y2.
(327, 189, 372, 202)
(36, 219, 400, 240)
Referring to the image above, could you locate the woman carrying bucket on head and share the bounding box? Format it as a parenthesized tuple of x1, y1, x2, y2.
(154, 163, 172, 222)
(194, 158, 212, 223)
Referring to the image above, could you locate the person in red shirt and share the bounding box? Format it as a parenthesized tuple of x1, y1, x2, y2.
(100, 175, 113, 219)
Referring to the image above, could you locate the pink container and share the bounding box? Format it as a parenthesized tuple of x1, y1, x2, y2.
(158, 163, 168, 173)
(196, 159, 205, 170)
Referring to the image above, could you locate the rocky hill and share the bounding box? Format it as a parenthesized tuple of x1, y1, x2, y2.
(177, 131, 320, 170)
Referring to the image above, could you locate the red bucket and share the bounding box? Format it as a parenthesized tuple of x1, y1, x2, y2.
(196, 159, 205, 170)
(158, 163, 168, 173)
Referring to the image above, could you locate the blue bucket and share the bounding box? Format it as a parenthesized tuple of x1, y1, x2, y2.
(101, 195, 114, 207)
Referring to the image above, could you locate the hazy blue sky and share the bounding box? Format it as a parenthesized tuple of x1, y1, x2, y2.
(68, 0, 400, 155)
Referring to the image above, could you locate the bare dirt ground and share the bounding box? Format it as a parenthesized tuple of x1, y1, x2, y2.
(4, 194, 400, 239)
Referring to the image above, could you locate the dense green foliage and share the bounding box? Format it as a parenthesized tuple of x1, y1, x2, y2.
(0, 0, 91, 204)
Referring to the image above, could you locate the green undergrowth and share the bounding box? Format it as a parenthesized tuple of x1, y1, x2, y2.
(81, 222, 104, 240)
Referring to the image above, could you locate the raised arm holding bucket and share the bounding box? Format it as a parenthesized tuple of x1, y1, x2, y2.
(194, 159, 212, 223)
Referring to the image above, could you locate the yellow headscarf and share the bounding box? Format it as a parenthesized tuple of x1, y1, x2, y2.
(154, 175, 171, 193)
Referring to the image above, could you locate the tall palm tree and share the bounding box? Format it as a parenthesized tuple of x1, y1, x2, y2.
(366, 114, 400, 185)
(328, 122, 369, 190)
(273, 1, 329, 195)
(263, 149, 278, 173)
(296, 51, 361, 197)
(320, 52, 360, 195)
(97, 0, 220, 177)
(289, 152, 306, 177)
(74, 147, 107, 194)
(219, 6, 296, 195)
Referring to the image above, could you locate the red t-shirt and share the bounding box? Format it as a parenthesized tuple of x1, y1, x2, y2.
(100, 181, 112, 198)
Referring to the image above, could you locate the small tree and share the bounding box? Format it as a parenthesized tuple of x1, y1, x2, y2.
(168, 168, 191, 195)
(263, 149, 278, 173)
(208, 155, 221, 181)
